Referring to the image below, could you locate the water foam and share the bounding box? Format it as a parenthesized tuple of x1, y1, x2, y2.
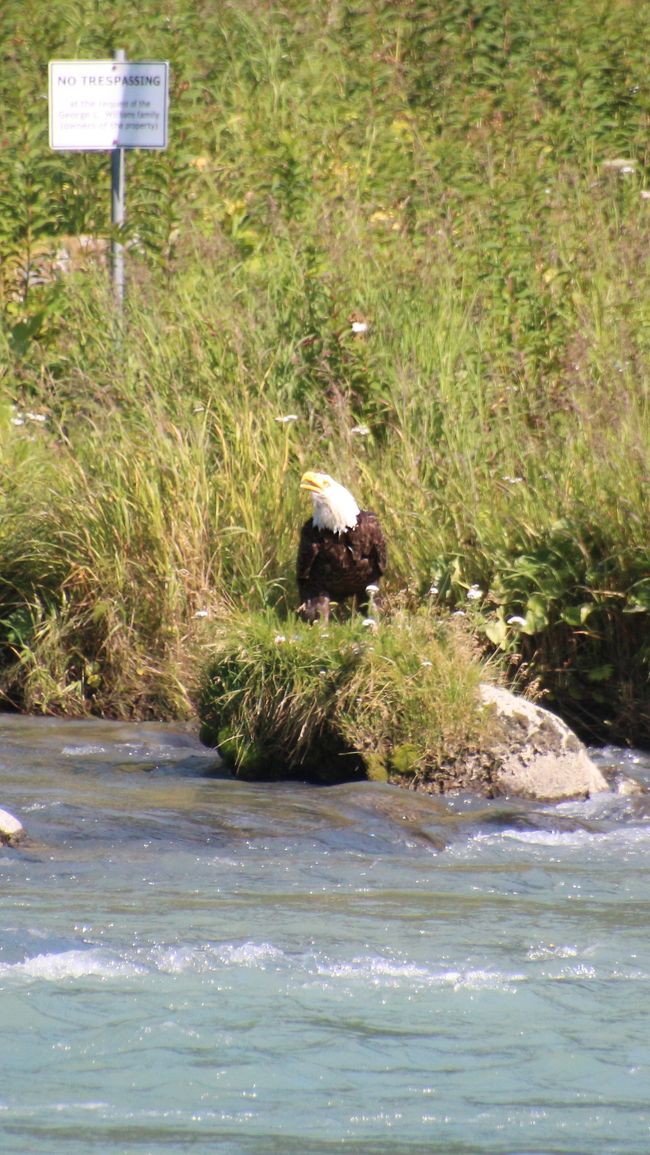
(2, 940, 528, 994)
(147, 940, 284, 973)
(314, 953, 523, 991)
(0, 939, 291, 985)
(455, 822, 650, 858)
(0, 948, 142, 982)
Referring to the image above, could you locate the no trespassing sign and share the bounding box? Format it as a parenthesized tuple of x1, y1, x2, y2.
(49, 60, 169, 150)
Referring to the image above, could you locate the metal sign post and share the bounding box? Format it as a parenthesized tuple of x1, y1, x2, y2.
(49, 52, 169, 307)
(111, 49, 126, 306)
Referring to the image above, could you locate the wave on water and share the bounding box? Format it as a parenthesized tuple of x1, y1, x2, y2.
(313, 954, 525, 991)
(0, 948, 143, 981)
(1, 939, 529, 995)
(61, 745, 109, 758)
(148, 940, 285, 973)
(3, 931, 649, 992)
(447, 817, 650, 860)
(0, 939, 523, 990)
(0, 940, 288, 984)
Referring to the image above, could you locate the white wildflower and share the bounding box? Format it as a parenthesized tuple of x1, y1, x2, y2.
(365, 584, 379, 595)
(428, 585, 439, 596)
(350, 424, 370, 436)
(362, 617, 378, 631)
(466, 585, 483, 601)
(507, 615, 527, 627)
(193, 609, 209, 619)
(502, 475, 523, 484)
(275, 414, 298, 424)
(351, 321, 368, 334)
(421, 659, 432, 667)
(26, 412, 47, 423)
(274, 634, 286, 644)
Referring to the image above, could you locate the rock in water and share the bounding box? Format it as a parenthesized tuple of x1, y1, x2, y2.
(0, 807, 25, 845)
(480, 685, 611, 801)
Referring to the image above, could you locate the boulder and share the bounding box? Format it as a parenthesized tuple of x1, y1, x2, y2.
(0, 807, 25, 845)
(480, 684, 612, 801)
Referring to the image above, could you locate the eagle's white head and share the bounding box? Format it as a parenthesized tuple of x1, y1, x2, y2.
(300, 471, 360, 535)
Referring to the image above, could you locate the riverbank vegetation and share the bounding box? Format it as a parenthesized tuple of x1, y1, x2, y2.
(1, 0, 649, 744)
(200, 604, 490, 786)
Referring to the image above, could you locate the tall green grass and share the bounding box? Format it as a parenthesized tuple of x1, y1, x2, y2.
(0, 0, 648, 740)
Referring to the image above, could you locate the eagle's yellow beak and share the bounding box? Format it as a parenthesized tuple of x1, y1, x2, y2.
(300, 470, 330, 496)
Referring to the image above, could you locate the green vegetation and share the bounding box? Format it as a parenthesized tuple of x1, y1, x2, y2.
(0, 0, 649, 743)
(199, 604, 490, 787)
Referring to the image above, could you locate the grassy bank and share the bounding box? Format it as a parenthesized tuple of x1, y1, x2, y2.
(0, 1, 649, 742)
(199, 604, 491, 787)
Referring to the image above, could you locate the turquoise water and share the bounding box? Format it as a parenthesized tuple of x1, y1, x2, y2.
(1, 714, 650, 1155)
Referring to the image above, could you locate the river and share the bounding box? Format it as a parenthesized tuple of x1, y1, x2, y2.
(1, 714, 650, 1155)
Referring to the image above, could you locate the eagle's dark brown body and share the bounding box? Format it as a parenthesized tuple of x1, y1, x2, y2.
(297, 510, 387, 622)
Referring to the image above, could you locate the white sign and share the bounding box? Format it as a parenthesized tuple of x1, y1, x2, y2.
(49, 60, 169, 150)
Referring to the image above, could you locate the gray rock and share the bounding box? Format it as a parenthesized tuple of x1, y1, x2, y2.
(0, 807, 25, 845)
(480, 684, 612, 801)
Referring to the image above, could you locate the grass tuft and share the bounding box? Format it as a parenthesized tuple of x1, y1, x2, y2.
(199, 603, 493, 787)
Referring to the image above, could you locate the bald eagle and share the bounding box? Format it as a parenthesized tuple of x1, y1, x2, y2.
(297, 471, 387, 623)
